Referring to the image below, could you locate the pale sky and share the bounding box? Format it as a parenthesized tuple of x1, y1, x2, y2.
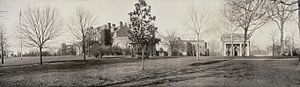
(1, 0, 299, 54)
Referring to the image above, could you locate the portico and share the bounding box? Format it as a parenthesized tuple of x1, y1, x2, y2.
(221, 34, 250, 56)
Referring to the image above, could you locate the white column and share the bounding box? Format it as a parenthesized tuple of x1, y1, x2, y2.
(247, 42, 250, 56)
(223, 43, 226, 56)
(239, 43, 242, 56)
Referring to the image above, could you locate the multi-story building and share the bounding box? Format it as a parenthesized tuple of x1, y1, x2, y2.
(112, 22, 131, 49)
(72, 21, 161, 56)
(158, 37, 208, 56)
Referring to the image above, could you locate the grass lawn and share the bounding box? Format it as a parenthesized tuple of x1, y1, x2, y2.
(0, 56, 300, 86)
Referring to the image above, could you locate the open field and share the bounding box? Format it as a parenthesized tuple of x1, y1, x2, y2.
(0, 56, 300, 86)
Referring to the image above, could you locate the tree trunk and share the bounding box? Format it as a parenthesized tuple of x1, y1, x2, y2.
(39, 46, 43, 65)
(88, 45, 91, 57)
(230, 32, 234, 56)
(197, 34, 200, 60)
(297, 0, 300, 60)
(1, 31, 4, 64)
(291, 48, 293, 56)
(82, 39, 86, 61)
(131, 45, 135, 57)
(242, 31, 247, 56)
(1, 41, 3, 64)
(298, 0, 300, 39)
(272, 44, 274, 56)
(141, 45, 146, 70)
(292, 38, 294, 56)
(169, 44, 173, 56)
(272, 41, 275, 56)
(280, 25, 284, 56)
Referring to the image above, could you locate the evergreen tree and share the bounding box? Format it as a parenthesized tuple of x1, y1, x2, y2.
(128, 0, 158, 70)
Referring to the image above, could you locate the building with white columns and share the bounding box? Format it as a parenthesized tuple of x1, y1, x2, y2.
(221, 34, 250, 56)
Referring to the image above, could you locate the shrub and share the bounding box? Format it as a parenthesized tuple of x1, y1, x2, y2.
(90, 43, 105, 58)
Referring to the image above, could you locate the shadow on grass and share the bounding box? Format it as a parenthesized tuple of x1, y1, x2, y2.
(224, 56, 297, 59)
(0, 57, 140, 76)
(0, 56, 190, 77)
(189, 60, 229, 66)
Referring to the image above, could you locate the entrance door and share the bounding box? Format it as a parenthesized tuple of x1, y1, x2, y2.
(233, 44, 240, 56)
(234, 46, 238, 56)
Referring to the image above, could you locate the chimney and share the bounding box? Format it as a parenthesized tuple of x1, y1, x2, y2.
(112, 24, 117, 31)
(108, 23, 111, 29)
(120, 21, 123, 28)
(104, 25, 107, 29)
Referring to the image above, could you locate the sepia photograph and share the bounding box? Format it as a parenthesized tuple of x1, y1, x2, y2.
(0, 0, 300, 86)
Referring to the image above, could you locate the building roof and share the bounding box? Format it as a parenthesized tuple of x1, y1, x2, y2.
(186, 40, 206, 43)
(114, 24, 130, 37)
(221, 33, 249, 42)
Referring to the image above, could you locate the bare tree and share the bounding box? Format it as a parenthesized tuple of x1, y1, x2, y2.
(0, 5, 6, 64)
(288, 28, 297, 56)
(271, 0, 300, 38)
(160, 30, 178, 56)
(208, 40, 220, 56)
(224, 0, 273, 56)
(69, 7, 96, 61)
(19, 7, 61, 65)
(0, 24, 7, 64)
(184, 6, 208, 60)
(268, 0, 295, 56)
(269, 30, 279, 56)
(221, 11, 239, 56)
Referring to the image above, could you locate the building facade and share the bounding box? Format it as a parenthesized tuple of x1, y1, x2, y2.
(221, 34, 250, 56)
(112, 22, 131, 49)
(157, 37, 208, 56)
(188, 40, 208, 56)
(72, 21, 159, 56)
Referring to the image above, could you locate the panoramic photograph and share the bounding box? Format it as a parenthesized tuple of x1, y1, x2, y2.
(0, 0, 300, 86)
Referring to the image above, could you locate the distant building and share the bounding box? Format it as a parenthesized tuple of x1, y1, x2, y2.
(112, 22, 131, 49)
(166, 37, 194, 56)
(188, 39, 208, 56)
(221, 33, 250, 56)
(89, 23, 115, 45)
(73, 42, 82, 55)
(60, 43, 77, 55)
(86, 26, 102, 43)
(72, 21, 159, 56)
(157, 37, 208, 56)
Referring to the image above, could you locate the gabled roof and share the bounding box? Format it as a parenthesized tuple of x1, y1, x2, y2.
(114, 24, 130, 37)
